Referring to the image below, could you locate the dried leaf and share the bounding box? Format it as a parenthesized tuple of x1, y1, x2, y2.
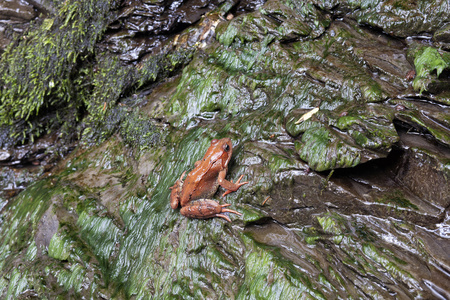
(295, 107, 319, 124)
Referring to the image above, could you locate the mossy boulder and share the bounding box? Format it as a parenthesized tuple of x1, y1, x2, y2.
(1, 0, 450, 299)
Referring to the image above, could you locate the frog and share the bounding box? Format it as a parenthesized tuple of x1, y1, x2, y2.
(169, 138, 248, 222)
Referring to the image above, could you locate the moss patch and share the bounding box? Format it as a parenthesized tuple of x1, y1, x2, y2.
(412, 46, 450, 93)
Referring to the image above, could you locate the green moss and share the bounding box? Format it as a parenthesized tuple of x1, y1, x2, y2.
(48, 233, 72, 261)
(286, 114, 319, 137)
(56, 263, 86, 293)
(317, 214, 346, 244)
(398, 108, 450, 146)
(299, 125, 361, 171)
(88, 54, 134, 119)
(268, 152, 303, 174)
(0, 179, 100, 298)
(336, 115, 361, 129)
(119, 110, 165, 150)
(376, 190, 418, 210)
(0, 0, 121, 144)
(350, 0, 450, 37)
(81, 48, 193, 145)
(77, 210, 122, 272)
(4, 268, 29, 300)
(0, 180, 53, 257)
(25, 241, 38, 261)
(353, 222, 377, 243)
(301, 227, 321, 245)
(362, 243, 413, 282)
(241, 206, 266, 224)
(218, 0, 330, 47)
(217, 13, 275, 47)
(412, 46, 450, 93)
(286, 104, 397, 171)
(0, 0, 194, 146)
(261, 0, 331, 39)
(238, 235, 327, 299)
(138, 49, 194, 88)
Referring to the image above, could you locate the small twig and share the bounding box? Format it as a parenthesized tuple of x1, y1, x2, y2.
(262, 196, 270, 206)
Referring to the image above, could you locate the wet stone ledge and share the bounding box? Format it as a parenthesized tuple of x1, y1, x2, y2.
(0, 0, 450, 299)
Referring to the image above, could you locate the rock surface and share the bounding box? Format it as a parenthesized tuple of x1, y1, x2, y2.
(1, 0, 449, 299)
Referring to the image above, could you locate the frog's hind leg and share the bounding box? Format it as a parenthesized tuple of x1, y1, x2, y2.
(216, 204, 242, 222)
(169, 171, 186, 209)
(180, 199, 242, 222)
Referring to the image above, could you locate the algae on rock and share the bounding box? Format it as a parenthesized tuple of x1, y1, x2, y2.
(0, 0, 121, 144)
(410, 45, 450, 95)
(1, 0, 450, 299)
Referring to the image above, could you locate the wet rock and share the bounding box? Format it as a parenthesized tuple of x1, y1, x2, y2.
(0, 0, 36, 21)
(172, 16, 412, 170)
(394, 127, 450, 209)
(394, 99, 450, 146)
(0, 131, 77, 203)
(433, 24, 450, 52)
(395, 148, 450, 209)
(0, 0, 37, 51)
(337, 0, 450, 38)
(286, 104, 399, 171)
(434, 23, 450, 43)
(118, 0, 218, 33)
(102, 0, 230, 61)
(35, 204, 59, 253)
(26, 0, 56, 15)
(1, 0, 450, 299)
(0, 150, 11, 161)
(260, 0, 330, 40)
(0, 132, 65, 167)
(0, 166, 45, 202)
(102, 30, 167, 61)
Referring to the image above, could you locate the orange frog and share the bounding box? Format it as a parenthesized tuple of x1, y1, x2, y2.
(170, 138, 248, 222)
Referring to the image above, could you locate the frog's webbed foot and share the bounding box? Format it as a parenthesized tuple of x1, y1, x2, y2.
(215, 203, 242, 222)
(180, 199, 242, 222)
(221, 174, 249, 197)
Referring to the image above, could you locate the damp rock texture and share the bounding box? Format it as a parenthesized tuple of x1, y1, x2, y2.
(1, 0, 450, 299)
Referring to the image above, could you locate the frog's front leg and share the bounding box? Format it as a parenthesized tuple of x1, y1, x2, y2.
(218, 169, 248, 197)
(169, 171, 186, 209)
(180, 199, 242, 222)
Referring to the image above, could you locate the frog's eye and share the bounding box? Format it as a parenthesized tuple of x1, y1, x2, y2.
(223, 143, 230, 152)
